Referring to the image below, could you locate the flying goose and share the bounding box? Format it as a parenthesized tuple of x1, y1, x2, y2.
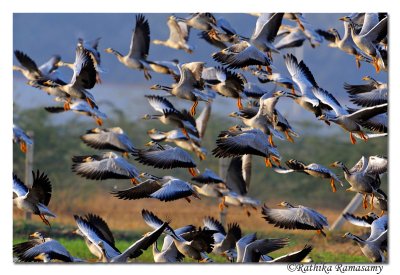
(153, 225, 196, 262)
(176, 13, 217, 31)
(330, 155, 387, 209)
(250, 13, 284, 58)
(74, 213, 168, 262)
(220, 155, 262, 216)
(212, 40, 272, 71)
(199, 17, 241, 49)
(111, 173, 200, 203)
(253, 70, 295, 94)
(135, 142, 198, 176)
(212, 127, 281, 167)
(105, 14, 152, 80)
(80, 127, 138, 157)
(340, 14, 387, 72)
(13, 124, 33, 153)
(313, 87, 387, 144)
(153, 15, 193, 53)
(202, 216, 242, 259)
(343, 212, 380, 228)
(142, 95, 199, 138)
(141, 209, 216, 262)
(343, 218, 387, 262)
(44, 99, 107, 126)
(202, 66, 247, 110)
(274, 159, 343, 192)
(71, 151, 140, 184)
(42, 46, 98, 110)
(283, 53, 333, 120)
(316, 22, 372, 68)
(150, 62, 211, 116)
(261, 201, 329, 236)
(191, 168, 224, 184)
(344, 76, 387, 107)
(13, 171, 56, 226)
(229, 93, 289, 146)
(236, 237, 289, 262)
(72, 213, 120, 261)
(13, 50, 61, 81)
(147, 128, 206, 161)
(13, 232, 83, 262)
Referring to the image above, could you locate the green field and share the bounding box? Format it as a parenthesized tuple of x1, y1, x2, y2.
(13, 220, 370, 263)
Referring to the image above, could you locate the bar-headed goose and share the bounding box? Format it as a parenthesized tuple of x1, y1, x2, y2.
(13, 171, 56, 226)
(111, 173, 200, 203)
(261, 201, 329, 236)
(71, 151, 140, 184)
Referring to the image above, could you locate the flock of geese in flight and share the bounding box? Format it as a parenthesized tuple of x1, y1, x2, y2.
(13, 12, 388, 263)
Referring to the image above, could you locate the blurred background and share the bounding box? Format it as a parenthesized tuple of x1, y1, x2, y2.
(13, 13, 388, 262)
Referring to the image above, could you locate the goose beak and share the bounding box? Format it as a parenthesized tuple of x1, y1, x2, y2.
(144, 141, 154, 146)
(229, 112, 238, 117)
(329, 163, 337, 168)
(339, 16, 348, 22)
(104, 48, 113, 53)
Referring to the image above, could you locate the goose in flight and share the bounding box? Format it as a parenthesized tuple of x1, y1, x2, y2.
(262, 201, 329, 237)
(344, 76, 387, 108)
(153, 15, 193, 53)
(13, 50, 61, 81)
(71, 151, 140, 184)
(313, 86, 387, 144)
(202, 66, 247, 110)
(13, 170, 56, 226)
(13, 232, 83, 262)
(135, 142, 198, 177)
(74, 213, 168, 262)
(80, 127, 138, 157)
(42, 46, 98, 111)
(105, 14, 152, 80)
(330, 155, 387, 210)
(111, 173, 200, 203)
(142, 95, 199, 138)
(342, 215, 387, 262)
(150, 61, 211, 116)
(212, 127, 281, 168)
(141, 209, 216, 262)
(13, 124, 33, 154)
(274, 159, 343, 192)
(340, 14, 387, 72)
(44, 99, 107, 126)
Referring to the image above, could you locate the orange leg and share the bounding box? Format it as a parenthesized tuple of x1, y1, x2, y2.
(63, 101, 71, 111)
(181, 128, 190, 139)
(96, 73, 102, 84)
(190, 101, 198, 117)
(349, 132, 356, 145)
(20, 141, 27, 153)
(39, 214, 51, 227)
(130, 178, 139, 185)
(271, 156, 281, 166)
(86, 98, 95, 109)
(95, 117, 103, 126)
(330, 178, 337, 193)
(285, 130, 294, 143)
(316, 230, 326, 237)
(358, 131, 368, 142)
(188, 167, 198, 177)
(264, 157, 272, 168)
(291, 87, 296, 95)
(372, 56, 381, 73)
(266, 65, 272, 74)
(268, 135, 276, 147)
(237, 97, 243, 110)
(379, 210, 385, 217)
